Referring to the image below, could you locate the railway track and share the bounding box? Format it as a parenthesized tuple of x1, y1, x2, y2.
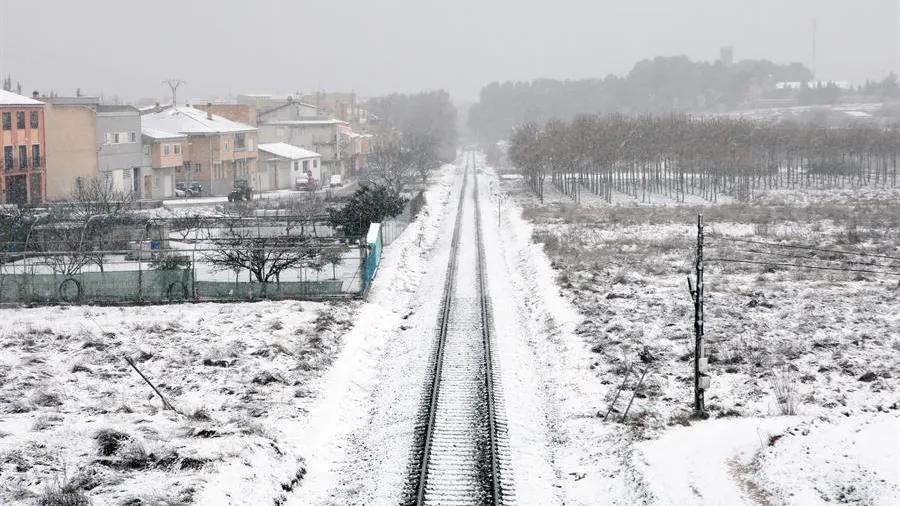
(403, 152, 514, 506)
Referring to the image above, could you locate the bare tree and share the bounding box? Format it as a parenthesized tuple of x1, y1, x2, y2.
(202, 212, 322, 294)
(369, 140, 416, 193)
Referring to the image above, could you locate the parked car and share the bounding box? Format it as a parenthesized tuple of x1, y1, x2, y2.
(228, 179, 252, 202)
(329, 175, 343, 188)
(175, 181, 189, 197)
(189, 182, 202, 196)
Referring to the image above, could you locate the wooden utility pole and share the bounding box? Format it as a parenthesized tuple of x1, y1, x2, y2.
(693, 213, 707, 416)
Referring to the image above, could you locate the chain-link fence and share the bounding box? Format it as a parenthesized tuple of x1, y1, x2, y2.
(0, 214, 368, 304)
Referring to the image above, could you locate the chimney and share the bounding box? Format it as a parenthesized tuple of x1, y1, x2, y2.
(207, 103, 213, 120)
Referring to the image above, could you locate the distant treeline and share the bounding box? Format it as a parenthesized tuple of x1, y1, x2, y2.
(365, 90, 459, 163)
(509, 114, 900, 203)
(469, 56, 814, 144)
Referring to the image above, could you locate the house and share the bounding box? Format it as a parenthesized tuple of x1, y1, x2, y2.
(40, 98, 97, 201)
(96, 104, 144, 195)
(340, 128, 372, 177)
(39, 96, 143, 200)
(236, 94, 318, 123)
(309, 92, 359, 124)
(194, 103, 257, 127)
(258, 118, 346, 184)
(1, 90, 46, 205)
(141, 127, 186, 198)
(257, 143, 321, 190)
(141, 106, 258, 195)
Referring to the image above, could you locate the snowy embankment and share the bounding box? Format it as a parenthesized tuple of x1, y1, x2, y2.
(497, 168, 900, 505)
(286, 164, 457, 505)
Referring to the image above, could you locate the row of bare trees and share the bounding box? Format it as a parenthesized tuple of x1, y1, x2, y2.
(509, 114, 900, 203)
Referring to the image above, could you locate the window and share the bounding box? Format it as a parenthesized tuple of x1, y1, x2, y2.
(174, 144, 181, 155)
(1, 113, 10, 130)
(302, 160, 309, 172)
(234, 133, 246, 151)
(16, 112, 25, 129)
(224, 141, 229, 152)
(144, 144, 151, 156)
(30, 111, 39, 129)
(32, 145, 40, 168)
(113, 133, 121, 144)
(164, 145, 170, 156)
(18, 145, 27, 169)
(129, 132, 137, 143)
(3, 146, 12, 169)
(293, 161, 299, 171)
(314, 159, 318, 168)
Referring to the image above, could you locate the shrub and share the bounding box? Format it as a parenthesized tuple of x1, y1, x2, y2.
(36, 481, 90, 506)
(94, 429, 130, 457)
(771, 367, 799, 415)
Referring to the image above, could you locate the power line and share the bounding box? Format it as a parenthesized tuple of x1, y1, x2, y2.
(724, 246, 900, 270)
(709, 235, 900, 262)
(707, 257, 900, 276)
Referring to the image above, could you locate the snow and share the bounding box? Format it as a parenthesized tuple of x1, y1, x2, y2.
(141, 127, 186, 141)
(141, 106, 256, 134)
(0, 301, 355, 505)
(286, 163, 458, 505)
(0, 90, 43, 106)
(635, 417, 800, 505)
(754, 414, 900, 505)
(258, 143, 321, 160)
(263, 119, 348, 126)
(493, 160, 900, 505)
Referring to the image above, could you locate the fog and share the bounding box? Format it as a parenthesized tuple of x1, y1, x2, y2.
(1, 0, 898, 101)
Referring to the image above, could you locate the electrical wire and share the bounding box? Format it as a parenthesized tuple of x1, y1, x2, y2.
(717, 246, 900, 270)
(709, 235, 900, 262)
(706, 257, 900, 276)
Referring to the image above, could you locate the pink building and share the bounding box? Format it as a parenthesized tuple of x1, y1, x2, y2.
(1, 90, 46, 205)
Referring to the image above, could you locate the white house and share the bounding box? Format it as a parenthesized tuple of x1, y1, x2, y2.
(257, 142, 322, 190)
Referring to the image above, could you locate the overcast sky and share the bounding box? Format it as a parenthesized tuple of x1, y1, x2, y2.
(1, 0, 898, 103)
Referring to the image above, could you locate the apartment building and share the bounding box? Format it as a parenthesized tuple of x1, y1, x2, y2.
(1, 90, 46, 205)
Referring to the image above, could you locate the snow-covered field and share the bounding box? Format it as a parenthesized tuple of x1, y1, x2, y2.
(496, 171, 900, 505)
(0, 165, 456, 506)
(3, 155, 897, 506)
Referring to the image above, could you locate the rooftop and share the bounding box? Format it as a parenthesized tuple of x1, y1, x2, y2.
(141, 106, 256, 135)
(258, 143, 320, 160)
(262, 118, 348, 126)
(0, 89, 43, 106)
(142, 127, 187, 141)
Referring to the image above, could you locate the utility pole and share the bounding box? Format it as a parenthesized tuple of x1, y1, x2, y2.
(162, 79, 185, 106)
(692, 213, 708, 416)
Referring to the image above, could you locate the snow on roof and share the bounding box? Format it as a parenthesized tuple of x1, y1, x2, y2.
(258, 143, 320, 160)
(263, 119, 348, 126)
(142, 127, 187, 140)
(141, 106, 256, 135)
(844, 110, 872, 118)
(0, 89, 43, 106)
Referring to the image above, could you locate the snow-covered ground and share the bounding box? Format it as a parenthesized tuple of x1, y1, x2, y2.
(496, 166, 900, 505)
(4, 153, 897, 505)
(0, 165, 456, 506)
